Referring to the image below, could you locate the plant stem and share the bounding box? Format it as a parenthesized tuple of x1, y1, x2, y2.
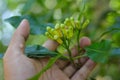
(63, 38, 75, 65)
(62, 31, 76, 66)
(73, 54, 87, 60)
(77, 30, 81, 53)
(78, 0, 86, 20)
(66, 46, 75, 65)
(56, 50, 69, 60)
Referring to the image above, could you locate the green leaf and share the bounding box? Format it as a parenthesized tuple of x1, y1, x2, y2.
(26, 35, 47, 45)
(25, 45, 58, 58)
(85, 40, 111, 63)
(5, 15, 54, 35)
(29, 54, 61, 80)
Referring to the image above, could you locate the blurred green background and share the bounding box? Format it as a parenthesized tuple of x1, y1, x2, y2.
(0, 0, 120, 80)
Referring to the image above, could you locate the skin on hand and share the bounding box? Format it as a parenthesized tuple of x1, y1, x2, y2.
(3, 19, 96, 80)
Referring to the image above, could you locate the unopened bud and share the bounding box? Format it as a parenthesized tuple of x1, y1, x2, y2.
(47, 26, 51, 31)
(75, 20, 80, 29)
(60, 24, 65, 28)
(54, 35, 59, 40)
(55, 23, 60, 29)
(70, 17, 74, 21)
(45, 32, 49, 36)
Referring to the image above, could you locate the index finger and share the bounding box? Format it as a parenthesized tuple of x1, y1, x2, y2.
(42, 39, 59, 51)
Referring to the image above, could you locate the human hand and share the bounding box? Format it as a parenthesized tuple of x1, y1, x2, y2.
(3, 19, 96, 80)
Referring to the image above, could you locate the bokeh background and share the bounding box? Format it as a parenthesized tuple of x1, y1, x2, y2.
(0, 0, 120, 80)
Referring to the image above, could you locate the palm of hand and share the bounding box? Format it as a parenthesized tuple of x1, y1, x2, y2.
(4, 53, 70, 80)
(4, 49, 93, 80)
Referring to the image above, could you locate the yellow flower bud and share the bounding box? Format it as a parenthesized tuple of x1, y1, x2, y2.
(69, 26, 73, 30)
(55, 23, 60, 30)
(62, 29, 67, 37)
(45, 32, 49, 36)
(54, 35, 59, 40)
(46, 26, 51, 31)
(57, 31, 63, 37)
(56, 38, 63, 44)
(69, 17, 75, 28)
(64, 18, 70, 26)
(75, 20, 80, 29)
(45, 16, 86, 45)
(66, 28, 73, 39)
(45, 32, 53, 39)
(51, 29, 62, 38)
(65, 18, 69, 22)
(50, 29, 54, 33)
(60, 24, 65, 28)
(70, 17, 74, 21)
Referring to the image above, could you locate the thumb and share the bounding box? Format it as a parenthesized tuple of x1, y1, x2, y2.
(6, 19, 30, 55)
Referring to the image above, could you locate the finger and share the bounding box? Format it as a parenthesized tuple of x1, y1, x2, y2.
(63, 57, 89, 78)
(55, 59, 70, 69)
(5, 19, 30, 55)
(78, 57, 89, 65)
(61, 37, 91, 77)
(42, 39, 59, 51)
(63, 64, 76, 78)
(71, 59, 96, 80)
(80, 37, 91, 48)
(56, 37, 91, 69)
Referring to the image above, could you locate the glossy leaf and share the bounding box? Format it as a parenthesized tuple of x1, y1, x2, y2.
(25, 45, 58, 58)
(29, 54, 61, 80)
(85, 40, 111, 63)
(5, 15, 54, 35)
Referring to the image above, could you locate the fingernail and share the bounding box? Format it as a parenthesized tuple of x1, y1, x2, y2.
(19, 19, 28, 27)
(80, 37, 91, 48)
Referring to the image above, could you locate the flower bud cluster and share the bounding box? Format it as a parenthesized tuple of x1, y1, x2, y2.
(45, 17, 89, 44)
